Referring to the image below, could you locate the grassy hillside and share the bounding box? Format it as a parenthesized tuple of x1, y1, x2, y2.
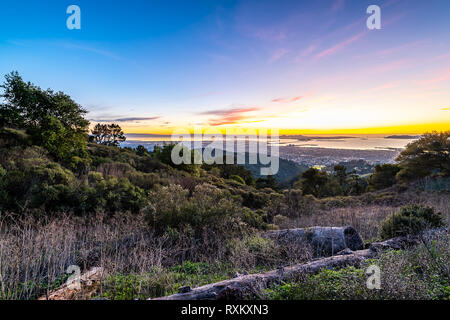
(0, 73, 448, 300)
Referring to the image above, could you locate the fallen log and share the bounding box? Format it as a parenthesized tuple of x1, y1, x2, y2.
(153, 233, 427, 300)
(38, 267, 104, 300)
(263, 226, 364, 257)
(153, 250, 372, 300)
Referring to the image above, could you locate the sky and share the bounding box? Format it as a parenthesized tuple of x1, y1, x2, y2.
(0, 0, 449, 135)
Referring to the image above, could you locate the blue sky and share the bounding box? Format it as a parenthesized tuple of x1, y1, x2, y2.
(1, 0, 450, 134)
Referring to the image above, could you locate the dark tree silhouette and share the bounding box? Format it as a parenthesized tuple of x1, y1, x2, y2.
(91, 123, 126, 146)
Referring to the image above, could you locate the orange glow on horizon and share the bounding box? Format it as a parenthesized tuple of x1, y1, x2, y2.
(121, 122, 450, 136)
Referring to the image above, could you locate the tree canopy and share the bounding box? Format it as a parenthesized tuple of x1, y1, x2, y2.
(0, 71, 89, 132)
(396, 131, 450, 180)
(0, 72, 89, 165)
(91, 123, 126, 147)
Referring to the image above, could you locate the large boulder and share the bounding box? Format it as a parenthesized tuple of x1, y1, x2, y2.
(263, 226, 364, 257)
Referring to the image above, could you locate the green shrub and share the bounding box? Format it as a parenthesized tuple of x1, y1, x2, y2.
(146, 183, 267, 238)
(380, 205, 444, 240)
(367, 164, 401, 191)
(264, 267, 368, 300)
(0, 127, 31, 148)
(273, 214, 289, 228)
(230, 174, 246, 185)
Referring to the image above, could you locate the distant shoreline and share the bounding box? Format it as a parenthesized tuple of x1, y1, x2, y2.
(384, 135, 420, 139)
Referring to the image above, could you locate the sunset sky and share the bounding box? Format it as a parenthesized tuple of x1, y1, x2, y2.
(0, 0, 449, 134)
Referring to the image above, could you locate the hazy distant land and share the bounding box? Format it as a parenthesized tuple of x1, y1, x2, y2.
(384, 135, 421, 139)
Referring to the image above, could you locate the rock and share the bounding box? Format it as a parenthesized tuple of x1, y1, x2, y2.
(264, 226, 364, 257)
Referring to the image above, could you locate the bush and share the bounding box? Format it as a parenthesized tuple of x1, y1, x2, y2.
(230, 174, 246, 185)
(0, 127, 31, 148)
(264, 267, 368, 300)
(380, 205, 444, 240)
(367, 164, 401, 191)
(145, 184, 267, 239)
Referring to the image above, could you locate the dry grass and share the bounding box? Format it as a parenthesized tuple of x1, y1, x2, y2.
(0, 191, 447, 300)
(0, 212, 311, 300)
(285, 192, 449, 241)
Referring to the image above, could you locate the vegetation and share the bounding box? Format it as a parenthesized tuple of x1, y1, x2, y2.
(380, 205, 445, 240)
(295, 165, 367, 198)
(396, 131, 450, 181)
(264, 231, 449, 300)
(0, 72, 448, 300)
(90, 123, 126, 147)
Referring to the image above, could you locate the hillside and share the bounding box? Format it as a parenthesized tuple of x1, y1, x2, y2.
(0, 73, 448, 301)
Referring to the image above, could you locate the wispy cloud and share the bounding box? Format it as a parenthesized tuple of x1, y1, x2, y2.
(441, 107, 450, 110)
(294, 44, 317, 62)
(377, 40, 426, 56)
(62, 43, 126, 62)
(271, 96, 303, 103)
(268, 48, 290, 63)
(365, 81, 399, 94)
(416, 67, 450, 85)
(314, 31, 365, 60)
(197, 107, 261, 126)
(369, 58, 415, 74)
(331, 0, 345, 12)
(90, 117, 161, 123)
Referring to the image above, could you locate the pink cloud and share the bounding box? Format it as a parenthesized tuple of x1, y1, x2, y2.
(268, 48, 290, 63)
(198, 107, 261, 126)
(271, 96, 304, 103)
(369, 58, 414, 74)
(332, 0, 345, 12)
(294, 44, 317, 62)
(417, 67, 450, 85)
(377, 40, 426, 56)
(314, 32, 365, 60)
(366, 81, 399, 93)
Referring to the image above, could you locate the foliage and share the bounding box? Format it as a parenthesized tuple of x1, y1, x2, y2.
(135, 145, 150, 157)
(256, 175, 279, 190)
(380, 205, 445, 240)
(91, 123, 126, 147)
(100, 262, 232, 300)
(396, 131, 450, 181)
(0, 72, 89, 164)
(0, 127, 31, 148)
(264, 232, 449, 300)
(367, 164, 401, 191)
(153, 143, 200, 175)
(145, 183, 267, 237)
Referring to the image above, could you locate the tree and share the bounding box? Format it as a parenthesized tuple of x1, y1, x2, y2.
(37, 115, 88, 163)
(367, 164, 400, 191)
(297, 168, 329, 198)
(396, 131, 450, 181)
(333, 165, 347, 184)
(0, 71, 89, 132)
(153, 143, 200, 175)
(0, 72, 89, 164)
(136, 145, 150, 157)
(91, 123, 126, 147)
(256, 175, 279, 190)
